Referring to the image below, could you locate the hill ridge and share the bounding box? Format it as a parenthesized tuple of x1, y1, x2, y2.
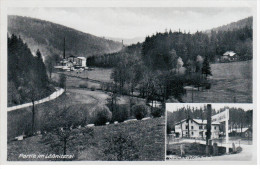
(8, 15, 123, 58)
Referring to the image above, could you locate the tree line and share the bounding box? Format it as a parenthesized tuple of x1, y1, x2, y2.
(8, 34, 54, 106)
(88, 25, 252, 69)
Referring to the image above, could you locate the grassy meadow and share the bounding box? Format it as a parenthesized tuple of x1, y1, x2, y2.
(60, 68, 113, 83)
(182, 60, 252, 103)
(8, 117, 165, 161)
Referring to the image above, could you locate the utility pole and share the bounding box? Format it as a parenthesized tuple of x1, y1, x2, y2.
(186, 109, 190, 138)
(63, 37, 66, 59)
(192, 88, 194, 103)
(206, 104, 212, 145)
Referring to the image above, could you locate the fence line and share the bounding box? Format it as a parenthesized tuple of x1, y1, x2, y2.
(7, 88, 65, 112)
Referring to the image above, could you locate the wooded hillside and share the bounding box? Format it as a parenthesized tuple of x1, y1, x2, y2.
(8, 15, 123, 59)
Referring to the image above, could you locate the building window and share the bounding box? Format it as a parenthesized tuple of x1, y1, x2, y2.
(199, 126, 202, 129)
(191, 126, 194, 129)
(186, 125, 188, 129)
(214, 126, 217, 130)
(191, 132, 194, 135)
(186, 132, 188, 135)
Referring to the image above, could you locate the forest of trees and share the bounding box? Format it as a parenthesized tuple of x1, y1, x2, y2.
(8, 34, 54, 106)
(167, 106, 253, 134)
(87, 43, 142, 68)
(86, 22, 252, 103)
(88, 24, 252, 68)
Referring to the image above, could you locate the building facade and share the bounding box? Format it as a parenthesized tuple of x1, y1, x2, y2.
(174, 118, 220, 139)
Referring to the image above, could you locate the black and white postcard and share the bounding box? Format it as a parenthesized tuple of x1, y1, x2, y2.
(0, 0, 258, 165)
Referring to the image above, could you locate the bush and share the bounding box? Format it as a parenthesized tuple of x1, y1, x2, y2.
(90, 86, 96, 91)
(131, 104, 150, 120)
(151, 108, 163, 118)
(59, 74, 67, 88)
(205, 83, 211, 89)
(79, 84, 88, 88)
(108, 104, 130, 123)
(90, 105, 112, 126)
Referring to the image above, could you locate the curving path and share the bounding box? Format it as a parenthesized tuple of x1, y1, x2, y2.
(7, 88, 64, 112)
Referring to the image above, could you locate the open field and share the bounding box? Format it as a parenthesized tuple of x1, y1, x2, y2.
(8, 117, 165, 161)
(182, 60, 252, 103)
(60, 68, 113, 83)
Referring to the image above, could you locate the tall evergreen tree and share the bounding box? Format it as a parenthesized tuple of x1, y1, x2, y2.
(201, 56, 212, 78)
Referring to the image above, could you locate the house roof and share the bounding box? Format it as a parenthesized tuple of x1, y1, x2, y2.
(77, 57, 86, 60)
(193, 119, 220, 125)
(69, 55, 77, 58)
(223, 51, 236, 56)
(175, 118, 220, 125)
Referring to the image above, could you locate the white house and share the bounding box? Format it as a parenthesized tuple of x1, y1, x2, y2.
(174, 118, 220, 139)
(76, 57, 87, 67)
(54, 56, 87, 71)
(221, 51, 238, 62)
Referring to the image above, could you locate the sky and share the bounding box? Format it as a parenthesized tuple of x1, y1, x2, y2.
(166, 103, 253, 113)
(8, 7, 252, 39)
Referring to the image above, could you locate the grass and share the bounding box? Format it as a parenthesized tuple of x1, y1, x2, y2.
(87, 68, 113, 83)
(182, 60, 252, 103)
(8, 117, 165, 161)
(8, 87, 145, 141)
(52, 73, 101, 89)
(60, 67, 113, 83)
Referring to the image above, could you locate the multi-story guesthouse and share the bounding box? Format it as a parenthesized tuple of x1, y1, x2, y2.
(174, 118, 220, 139)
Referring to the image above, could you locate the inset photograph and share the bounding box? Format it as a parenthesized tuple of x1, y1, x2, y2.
(166, 103, 254, 161)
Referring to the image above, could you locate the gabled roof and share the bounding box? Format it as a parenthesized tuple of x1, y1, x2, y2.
(175, 118, 220, 125)
(223, 51, 236, 56)
(193, 119, 220, 125)
(77, 57, 86, 60)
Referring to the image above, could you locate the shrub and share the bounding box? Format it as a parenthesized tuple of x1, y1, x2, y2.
(131, 104, 150, 120)
(59, 74, 67, 89)
(79, 84, 88, 88)
(151, 108, 163, 118)
(108, 104, 129, 123)
(100, 83, 106, 91)
(90, 86, 96, 91)
(90, 105, 112, 126)
(205, 83, 211, 89)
